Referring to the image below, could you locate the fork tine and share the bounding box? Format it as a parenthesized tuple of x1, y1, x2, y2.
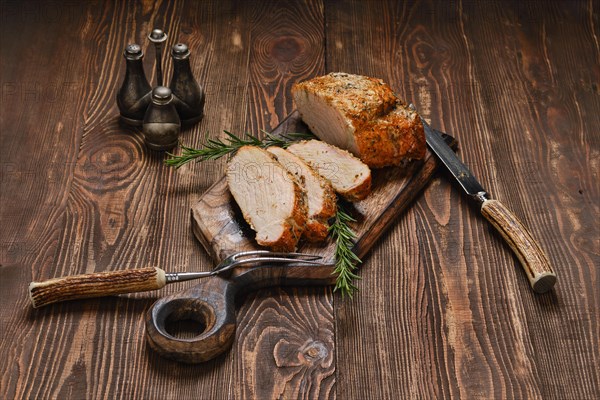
(229, 250, 322, 261)
(212, 255, 326, 275)
(229, 250, 271, 260)
(260, 252, 323, 260)
(233, 257, 325, 266)
(212, 250, 272, 268)
(211, 250, 325, 275)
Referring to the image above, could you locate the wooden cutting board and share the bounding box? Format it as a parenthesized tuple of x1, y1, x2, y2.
(146, 110, 455, 363)
(191, 110, 452, 266)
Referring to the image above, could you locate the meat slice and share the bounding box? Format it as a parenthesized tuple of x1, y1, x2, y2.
(226, 146, 307, 252)
(268, 147, 337, 242)
(287, 140, 371, 202)
(292, 72, 425, 168)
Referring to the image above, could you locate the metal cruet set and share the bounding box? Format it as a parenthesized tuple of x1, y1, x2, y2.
(116, 28, 205, 150)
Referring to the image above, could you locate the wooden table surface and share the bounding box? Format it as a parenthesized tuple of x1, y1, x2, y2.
(1, 0, 598, 399)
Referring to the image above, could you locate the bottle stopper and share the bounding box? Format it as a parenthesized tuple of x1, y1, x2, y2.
(171, 43, 190, 59)
(151, 86, 173, 105)
(124, 43, 143, 60)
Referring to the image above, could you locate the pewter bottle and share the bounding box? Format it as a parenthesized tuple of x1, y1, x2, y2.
(169, 43, 205, 125)
(142, 86, 181, 151)
(117, 44, 152, 126)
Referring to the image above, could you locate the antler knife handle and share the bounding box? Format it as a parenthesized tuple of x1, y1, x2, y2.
(29, 267, 167, 308)
(480, 199, 556, 293)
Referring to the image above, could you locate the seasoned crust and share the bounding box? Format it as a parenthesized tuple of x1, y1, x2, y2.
(304, 220, 330, 243)
(341, 173, 372, 202)
(262, 179, 307, 252)
(355, 103, 426, 168)
(305, 180, 337, 242)
(292, 72, 397, 131)
(303, 169, 337, 242)
(313, 179, 338, 221)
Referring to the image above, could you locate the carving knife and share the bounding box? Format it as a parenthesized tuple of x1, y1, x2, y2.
(421, 117, 556, 293)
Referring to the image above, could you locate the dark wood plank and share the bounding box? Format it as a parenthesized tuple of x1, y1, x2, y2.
(489, 2, 599, 398)
(221, 2, 334, 398)
(1, 0, 598, 399)
(1, 0, 332, 399)
(0, 1, 122, 399)
(326, 0, 599, 399)
(1, 1, 235, 398)
(1, 0, 266, 398)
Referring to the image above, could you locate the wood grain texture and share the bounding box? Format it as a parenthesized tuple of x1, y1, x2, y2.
(327, 1, 599, 399)
(222, 2, 334, 399)
(0, 0, 598, 399)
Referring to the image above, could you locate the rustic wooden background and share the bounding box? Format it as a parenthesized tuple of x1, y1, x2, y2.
(1, 0, 598, 399)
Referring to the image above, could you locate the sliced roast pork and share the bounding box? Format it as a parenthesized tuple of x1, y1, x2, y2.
(268, 147, 337, 242)
(226, 146, 307, 252)
(292, 72, 425, 168)
(287, 140, 371, 202)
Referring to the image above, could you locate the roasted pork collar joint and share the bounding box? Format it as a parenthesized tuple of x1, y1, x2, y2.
(292, 72, 426, 168)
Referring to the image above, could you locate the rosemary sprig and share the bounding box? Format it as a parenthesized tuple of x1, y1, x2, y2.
(329, 206, 362, 297)
(165, 130, 315, 168)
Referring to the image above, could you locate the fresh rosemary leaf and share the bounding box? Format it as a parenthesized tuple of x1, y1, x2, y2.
(164, 130, 315, 168)
(329, 206, 362, 297)
(260, 130, 317, 148)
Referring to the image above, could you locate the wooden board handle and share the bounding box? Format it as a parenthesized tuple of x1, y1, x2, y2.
(146, 263, 336, 363)
(480, 199, 556, 293)
(146, 276, 237, 363)
(29, 267, 167, 308)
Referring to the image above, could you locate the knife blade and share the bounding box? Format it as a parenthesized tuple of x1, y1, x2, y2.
(422, 117, 556, 293)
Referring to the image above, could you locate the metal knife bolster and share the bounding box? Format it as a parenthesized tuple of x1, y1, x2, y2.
(422, 119, 489, 204)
